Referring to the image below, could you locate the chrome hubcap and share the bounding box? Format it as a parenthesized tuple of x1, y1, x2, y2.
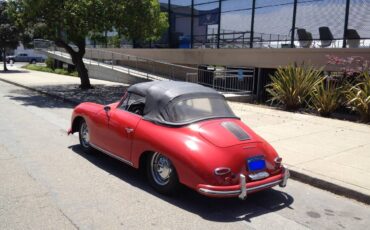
(151, 152, 172, 186)
(80, 122, 90, 148)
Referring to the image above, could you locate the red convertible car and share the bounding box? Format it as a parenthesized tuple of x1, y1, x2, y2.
(68, 81, 289, 199)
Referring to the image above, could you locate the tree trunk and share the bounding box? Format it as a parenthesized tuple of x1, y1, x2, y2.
(2, 49, 8, 72)
(55, 40, 92, 90)
(72, 52, 91, 90)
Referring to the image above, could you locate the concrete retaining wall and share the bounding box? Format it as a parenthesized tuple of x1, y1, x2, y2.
(102, 48, 370, 71)
(42, 51, 148, 85)
(86, 64, 148, 85)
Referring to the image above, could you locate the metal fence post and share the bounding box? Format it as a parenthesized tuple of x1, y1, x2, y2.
(152, 61, 154, 76)
(147, 60, 149, 79)
(342, 0, 351, 48)
(171, 65, 174, 80)
(250, 0, 256, 48)
(256, 68, 261, 101)
(128, 56, 130, 75)
(290, 0, 298, 48)
(216, 0, 222, 49)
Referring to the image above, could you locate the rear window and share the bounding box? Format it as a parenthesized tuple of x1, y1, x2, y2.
(166, 97, 235, 123)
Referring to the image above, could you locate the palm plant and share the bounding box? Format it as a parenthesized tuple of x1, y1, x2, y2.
(266, 64, 323, 111)
(346, 71, 370, 122)
(310, 78, 342, 117)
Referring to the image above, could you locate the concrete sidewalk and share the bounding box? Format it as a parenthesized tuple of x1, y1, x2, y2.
(1, 65, 370, 204)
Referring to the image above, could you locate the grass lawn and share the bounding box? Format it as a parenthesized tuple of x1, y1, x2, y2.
(23, 64, 78, 77)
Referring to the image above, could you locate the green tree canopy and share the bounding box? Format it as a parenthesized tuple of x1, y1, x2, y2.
(0, 1, 20, 71)
(10, 0, 167, 89)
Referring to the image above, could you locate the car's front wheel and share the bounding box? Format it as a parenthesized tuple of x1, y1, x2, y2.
(79, 119, 93, 153)
(147, 152, 179, 195)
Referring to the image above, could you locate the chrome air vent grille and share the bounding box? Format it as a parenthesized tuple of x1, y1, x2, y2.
(221, 121, 250, 141)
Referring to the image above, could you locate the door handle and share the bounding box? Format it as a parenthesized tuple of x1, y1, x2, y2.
(125, 127, 134, 134)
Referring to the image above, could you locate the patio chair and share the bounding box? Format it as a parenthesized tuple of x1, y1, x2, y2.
(319, 27, 334, 48)
(346, 29, 361, 48)
(297, 28, 313, 48)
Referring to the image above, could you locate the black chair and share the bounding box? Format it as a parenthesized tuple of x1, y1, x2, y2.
(297, 28, 313, 48)
(346, 29, 361, 48)
(319, 27, 334, 48)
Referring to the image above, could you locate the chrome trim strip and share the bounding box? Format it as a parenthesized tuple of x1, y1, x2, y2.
(90, 143, 133, 166)
(198, 188, 241, 196)
(247, 180, 281, 193)
(198, 179, 282, 197)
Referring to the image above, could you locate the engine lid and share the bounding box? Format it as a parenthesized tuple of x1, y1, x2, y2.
(198, 120, 257, 147)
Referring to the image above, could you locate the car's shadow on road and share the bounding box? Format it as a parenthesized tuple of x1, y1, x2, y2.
(69, 144, 294, 223)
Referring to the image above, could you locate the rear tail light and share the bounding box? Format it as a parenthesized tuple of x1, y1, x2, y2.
(274, 157, 282, 169)
(214, 167, 231, 176)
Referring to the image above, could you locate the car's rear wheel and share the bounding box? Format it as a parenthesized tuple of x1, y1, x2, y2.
(79, 119, 93, 153)
(147, 152, 179, 195)
(30, 59, 36, 64)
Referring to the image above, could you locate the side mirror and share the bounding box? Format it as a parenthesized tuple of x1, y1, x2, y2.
(104, 106, 111, 112)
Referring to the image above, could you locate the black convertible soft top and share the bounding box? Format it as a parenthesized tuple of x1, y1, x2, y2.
(127, 81, 237, 126)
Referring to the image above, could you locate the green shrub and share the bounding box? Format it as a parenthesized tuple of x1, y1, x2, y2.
(54, 68, 69, 75)
(70, 71, 78, 77)
(266, 64, 323, 110)
(23, 64, 77, 77)
(310, 78, 342, 117)
(346, 72, 370, 122)
(24, 64, 53, 73)
(45, 57, 55, 70)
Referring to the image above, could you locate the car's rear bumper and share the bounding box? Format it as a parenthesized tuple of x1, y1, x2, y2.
(197, 165, 289, 199)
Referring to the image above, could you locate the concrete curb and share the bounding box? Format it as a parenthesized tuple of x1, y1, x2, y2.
(289, 170, 370, 205)
(1, 77, 369, 205)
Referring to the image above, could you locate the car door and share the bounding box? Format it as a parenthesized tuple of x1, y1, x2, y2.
(14, 54, 22, 62)
(89, 107, 111, 150)
(104, 93, 144, 161)
(18, 54, 27, 62)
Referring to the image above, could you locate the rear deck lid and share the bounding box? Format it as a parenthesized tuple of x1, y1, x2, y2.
(198, 120, 256, 147)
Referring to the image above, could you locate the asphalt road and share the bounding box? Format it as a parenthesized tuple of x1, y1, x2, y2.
(0, 80, 369, 230)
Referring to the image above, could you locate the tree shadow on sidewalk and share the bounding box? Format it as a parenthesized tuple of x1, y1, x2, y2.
(1, 69, 30, 74)
(6, 88, 75, 109)
(68, 144, 294, 223)
(6, 84, 128, 108)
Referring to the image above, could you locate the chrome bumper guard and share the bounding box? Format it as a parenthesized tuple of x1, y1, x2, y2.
(199, 165, 290, 200)
(279, 165, 290, 188)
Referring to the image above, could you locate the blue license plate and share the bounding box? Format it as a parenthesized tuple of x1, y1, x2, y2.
(247, 157, 266, 171)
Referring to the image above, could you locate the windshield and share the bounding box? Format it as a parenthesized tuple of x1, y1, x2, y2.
(166, 97, 236, 123)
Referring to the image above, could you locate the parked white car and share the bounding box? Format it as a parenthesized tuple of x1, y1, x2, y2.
(6, 53, 45, 64)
